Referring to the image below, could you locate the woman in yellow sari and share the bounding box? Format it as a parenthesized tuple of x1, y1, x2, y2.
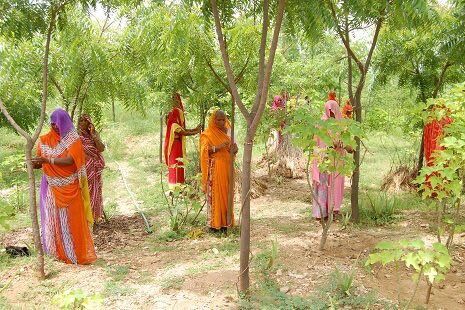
(200, 110, 238, 232)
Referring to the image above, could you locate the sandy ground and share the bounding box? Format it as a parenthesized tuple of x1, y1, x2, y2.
(1, 175, 465, 309)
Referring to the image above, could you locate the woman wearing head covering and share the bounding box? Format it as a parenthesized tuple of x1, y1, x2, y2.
(311, 93, 346, 220)
(164, 92, 201, 187)
(78, 114, 105, 223)
(342, 99, 353, 119)
(200, 109, 238, 232)
(32, 108, 96, 264)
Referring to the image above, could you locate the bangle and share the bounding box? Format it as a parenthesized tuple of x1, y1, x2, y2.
(50, 158, 55, 165)
(213, 146, 216, 153)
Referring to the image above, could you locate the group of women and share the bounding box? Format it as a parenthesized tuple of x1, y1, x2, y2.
(32, 109, 105, 265)
(33, 90, 448, 266)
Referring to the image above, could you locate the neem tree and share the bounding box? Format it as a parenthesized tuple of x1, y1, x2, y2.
(0, 0, 68, 278)
(291, 0, 433, 221)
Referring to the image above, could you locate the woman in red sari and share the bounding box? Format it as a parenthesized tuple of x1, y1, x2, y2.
(78, 114, 105, 223)
(164, 92, 201, 186)
(423, 103, 452, 166)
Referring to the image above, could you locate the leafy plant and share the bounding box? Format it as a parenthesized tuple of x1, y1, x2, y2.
(161, 171, 205, 232)
(52, 288, 103, 310)
(0, 198, 14, 230)
(366, 239, 452, 307)
(290, 105, 362, 250)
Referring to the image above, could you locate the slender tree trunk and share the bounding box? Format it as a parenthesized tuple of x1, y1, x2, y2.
(417, 128, 425, 173)
(159, 107, 163, 164)
(425, 282, 433, 304)
(25, 144, 45, 278)
(239, 136, 253, 292)
(227, 96, 235, 227)
(0, 5, 58, 279)
(112, 97, 116, 122)
(350, 85, 363, 222)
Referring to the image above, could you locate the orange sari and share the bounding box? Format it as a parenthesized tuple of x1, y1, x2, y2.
(200, 112, 233, 229)
(38, 129, 96, 264)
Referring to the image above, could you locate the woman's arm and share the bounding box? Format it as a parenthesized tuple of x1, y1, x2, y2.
(208, 142, 229, 154)
(177, 124, 201, 137)
(89, 124, 105, 152)
(91, 132, 105, 152)
(33, 156, 75, 166)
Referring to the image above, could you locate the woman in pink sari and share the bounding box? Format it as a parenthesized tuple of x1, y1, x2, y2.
(311, 92, 346, 220)
(78, 114, 105, 223)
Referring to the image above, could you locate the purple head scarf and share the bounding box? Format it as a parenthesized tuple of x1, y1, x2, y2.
(50, 108, 75, 137)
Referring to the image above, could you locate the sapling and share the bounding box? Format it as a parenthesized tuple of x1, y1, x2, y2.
(366, 239, 452, 307)
(290, 106, 361, 250)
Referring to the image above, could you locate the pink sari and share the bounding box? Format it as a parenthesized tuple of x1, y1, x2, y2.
(79, 117, 105, 221)
(311, 100, 345, 218)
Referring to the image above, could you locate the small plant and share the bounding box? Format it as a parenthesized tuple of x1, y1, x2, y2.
(360, 193, 399, 226)
(0, 198, 14, 230)
(0, 154, 28, 212)
(160, 164, 205, 232)
(254, 240, 279, 275)
(366, 239, 452, 307)
(52, 288, 103, 310)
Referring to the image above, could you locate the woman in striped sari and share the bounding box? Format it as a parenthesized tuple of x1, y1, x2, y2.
(78, 114, 105, 223)
(32, 108, 96, 264)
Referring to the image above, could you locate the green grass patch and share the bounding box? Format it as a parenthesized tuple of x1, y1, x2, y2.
(106, 264, 130, 282)
(161, 276, 185, 291)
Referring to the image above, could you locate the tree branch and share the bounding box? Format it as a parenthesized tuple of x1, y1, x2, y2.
(31, 6, 58, 143)
(234, 54, 251, 85)
(432, 61, 453, 98)
(249, 0, 286, 136)
(210, 0, 250, 120)
(327, 0, 364, 73)
(250, 0, 270, 119)
(364, 17, 383, 73)
(0, 99, 30, 139)
(205, 57, 230, 91)
(51, 76, 70, 107)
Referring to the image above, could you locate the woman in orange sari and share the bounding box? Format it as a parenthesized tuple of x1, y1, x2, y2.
(32, 108, 96, 265)
(200, 109, 238, 232)
(164, 92, 201, 186)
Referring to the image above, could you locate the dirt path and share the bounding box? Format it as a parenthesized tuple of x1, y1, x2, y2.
(1, 176, 465, 309)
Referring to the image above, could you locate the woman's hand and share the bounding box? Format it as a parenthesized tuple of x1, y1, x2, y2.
(333, 141, 343, 149)
(31, 157, 48, 169)
(88, 123, 96, 135)
(231, 143, 238, 155)
(345, 145, 354, 154)
(194, 124, 202, 134)
(217, 142, 230, 151)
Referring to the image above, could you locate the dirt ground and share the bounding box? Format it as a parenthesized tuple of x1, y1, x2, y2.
(1, 175, 465, 309)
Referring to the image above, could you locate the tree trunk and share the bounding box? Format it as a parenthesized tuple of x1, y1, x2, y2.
(417, 128, 425, 173)
(350, 88, 363, 222)
(227, 96, 235, 227)
(25, 143, 45, 278)
(425, 282, 432, 304)
(239, 136, 253, 293)
(112, 97, 116, 122)
(159, 109, 163, 164)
